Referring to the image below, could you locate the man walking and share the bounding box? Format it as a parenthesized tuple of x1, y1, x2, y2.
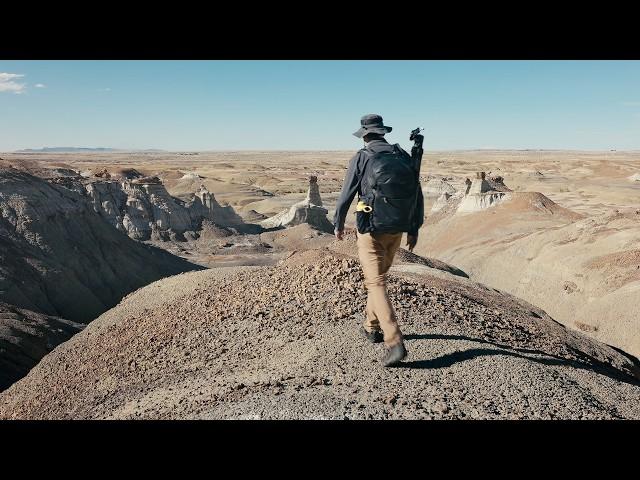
(334, 114, 424, 367)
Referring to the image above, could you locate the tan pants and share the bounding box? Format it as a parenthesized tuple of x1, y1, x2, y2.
(356, 231, 404, 347)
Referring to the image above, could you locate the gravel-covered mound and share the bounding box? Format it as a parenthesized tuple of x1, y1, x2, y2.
(1, 249, 639, 420)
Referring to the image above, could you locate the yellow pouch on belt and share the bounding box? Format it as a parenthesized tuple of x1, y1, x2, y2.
(356, 201, 372, 213)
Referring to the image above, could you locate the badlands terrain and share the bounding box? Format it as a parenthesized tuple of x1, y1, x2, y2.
(0, 148, 639, 419)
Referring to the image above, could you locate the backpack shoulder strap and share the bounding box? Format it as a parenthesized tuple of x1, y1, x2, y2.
(361, 145, 375, 155)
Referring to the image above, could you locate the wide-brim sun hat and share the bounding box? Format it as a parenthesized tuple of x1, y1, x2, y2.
(353, 113, 393, 138)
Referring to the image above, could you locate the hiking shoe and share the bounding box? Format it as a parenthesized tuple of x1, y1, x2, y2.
(361, 327, 384, 344)
(382, 342, 407, 367)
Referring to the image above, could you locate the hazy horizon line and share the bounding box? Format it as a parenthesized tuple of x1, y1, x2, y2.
(3, 147, 638, 154)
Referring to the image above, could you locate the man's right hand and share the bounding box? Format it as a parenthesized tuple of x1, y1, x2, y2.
(335, 229, 344, 241)
(406, 234, 418, 252)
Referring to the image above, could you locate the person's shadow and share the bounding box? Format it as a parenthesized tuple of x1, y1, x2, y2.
(399, 333, 640, 387)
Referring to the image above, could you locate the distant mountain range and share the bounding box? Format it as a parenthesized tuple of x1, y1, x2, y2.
(15, 147, 166, 153)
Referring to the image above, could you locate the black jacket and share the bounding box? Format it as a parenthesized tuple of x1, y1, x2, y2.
(333, 138, 424, 236)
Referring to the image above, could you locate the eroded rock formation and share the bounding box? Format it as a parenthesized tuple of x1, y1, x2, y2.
(457, 171, 510, 213)
(422, 176, 457, 198)
(86, 176, 244, 241)
(431, 172, 514, 214)
(260, 176, 334, 233)
(0, 167, 202, 323)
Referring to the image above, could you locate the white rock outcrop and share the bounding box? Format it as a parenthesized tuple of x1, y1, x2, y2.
(431, 192, 456, 213)
(456, 172, 509, 214)
(457, 191, 510, 213)
(260, 176, 333, 233)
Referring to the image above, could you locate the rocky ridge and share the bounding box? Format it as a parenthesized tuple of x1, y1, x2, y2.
(1, 245, 638, 419)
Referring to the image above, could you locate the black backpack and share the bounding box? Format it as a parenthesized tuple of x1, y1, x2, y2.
(358, 144, 419, 233)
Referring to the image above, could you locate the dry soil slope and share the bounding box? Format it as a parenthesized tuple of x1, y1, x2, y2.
(0, 167, 203, 323)
(0, 302, 84, 390)
(1, 247, 639, 420)
(417, 191, 640, 357)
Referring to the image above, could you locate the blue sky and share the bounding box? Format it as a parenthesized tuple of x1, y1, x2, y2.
(1, 60, 640, 151)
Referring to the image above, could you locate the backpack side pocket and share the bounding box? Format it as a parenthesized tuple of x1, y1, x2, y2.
(356, 210, 371, 234)
(355, 195, 373, 233)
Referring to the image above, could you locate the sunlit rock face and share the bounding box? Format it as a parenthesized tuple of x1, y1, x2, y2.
(86, 177, 244, 241)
